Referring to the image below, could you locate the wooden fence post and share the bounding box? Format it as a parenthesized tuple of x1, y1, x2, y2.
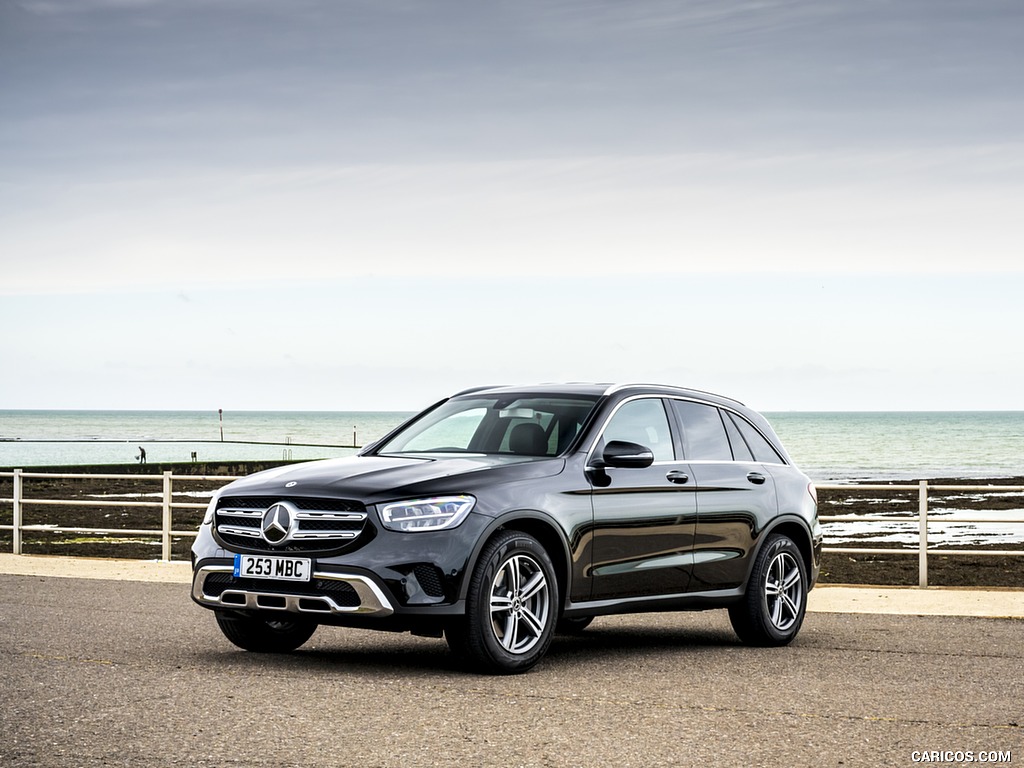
(162, 471, 173, 562)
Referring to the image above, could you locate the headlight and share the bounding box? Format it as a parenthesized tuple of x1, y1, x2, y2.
(201, 494, 219, 526)
(378, 495, 475, 533)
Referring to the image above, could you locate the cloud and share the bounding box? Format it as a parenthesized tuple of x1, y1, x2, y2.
(3, 143, 1023, 295)
(3, 0, 1022, 298)
(15, 0, 161, 13)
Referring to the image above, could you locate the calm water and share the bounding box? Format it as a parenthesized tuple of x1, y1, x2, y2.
(3, 409, 1023, 546)
(2, 409, 1022, 481)
(768, 411, 1024, 482)
(0, 410, 413, 467)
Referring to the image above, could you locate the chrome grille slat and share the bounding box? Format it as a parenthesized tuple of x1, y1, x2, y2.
(295, 511, 367, 521)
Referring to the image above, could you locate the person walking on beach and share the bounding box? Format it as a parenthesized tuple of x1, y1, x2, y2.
(138, 446, 147, 464)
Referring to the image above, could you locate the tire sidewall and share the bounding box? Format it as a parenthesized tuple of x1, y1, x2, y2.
(466, 531, 558, 674)
(753, 535, 808, 644)
(215, 611, 317, 653)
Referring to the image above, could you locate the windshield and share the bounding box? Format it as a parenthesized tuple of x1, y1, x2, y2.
(376, 395, 600, 457)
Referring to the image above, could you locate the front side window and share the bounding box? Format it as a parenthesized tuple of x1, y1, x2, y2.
(598, 398, 675, 462)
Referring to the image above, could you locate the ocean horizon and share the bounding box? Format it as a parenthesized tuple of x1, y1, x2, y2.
(2, 408, 1023, 482)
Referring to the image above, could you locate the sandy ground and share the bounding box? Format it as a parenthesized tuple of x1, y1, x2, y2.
(2, 552, 1022, 618)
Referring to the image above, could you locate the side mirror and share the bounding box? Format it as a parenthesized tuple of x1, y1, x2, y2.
(601, 440, 655, 469)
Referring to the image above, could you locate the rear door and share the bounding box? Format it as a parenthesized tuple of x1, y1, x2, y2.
(669, 400, 779, 592)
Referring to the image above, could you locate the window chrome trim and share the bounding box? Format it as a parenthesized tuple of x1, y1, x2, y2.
(586, 393, 790, 468)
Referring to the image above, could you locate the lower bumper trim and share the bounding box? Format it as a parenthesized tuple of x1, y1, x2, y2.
(192, 564, 395, 617)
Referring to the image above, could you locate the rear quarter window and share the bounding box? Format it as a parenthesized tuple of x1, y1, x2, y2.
(726, 412, 786, 464)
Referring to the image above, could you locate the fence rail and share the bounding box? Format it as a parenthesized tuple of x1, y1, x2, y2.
(0, 469, 240, 561)
(2, 472, 1023, 585)
(818, 481, 1024, 587)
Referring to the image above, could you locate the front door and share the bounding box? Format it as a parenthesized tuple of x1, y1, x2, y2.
(589, 398, 697, 600)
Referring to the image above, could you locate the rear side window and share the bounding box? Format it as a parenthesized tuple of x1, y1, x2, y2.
(671, 401, 732, 461)
(725, 412, 785, 464)
(722, 414, 754, 461)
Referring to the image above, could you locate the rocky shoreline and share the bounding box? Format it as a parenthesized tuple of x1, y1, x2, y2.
(1, 463, 1021, 587)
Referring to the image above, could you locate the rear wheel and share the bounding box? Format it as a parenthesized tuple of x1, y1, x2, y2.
(729, 534, 807, 646)
(446, 530, 557, 674)
(214, 611, 317, 653)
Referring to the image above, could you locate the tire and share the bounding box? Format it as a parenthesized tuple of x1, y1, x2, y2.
(729, 534, 807, 647)
(556, 615, 594, 634)
(215, 611, 318, 653)
(445, 530, 557, 674)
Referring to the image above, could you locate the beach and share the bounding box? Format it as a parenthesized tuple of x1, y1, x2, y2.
(1, 462, 1021, 587)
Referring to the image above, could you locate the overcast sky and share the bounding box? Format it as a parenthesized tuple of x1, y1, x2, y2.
(2, 0, 1022, 411)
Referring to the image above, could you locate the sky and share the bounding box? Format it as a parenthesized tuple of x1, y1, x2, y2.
(1, 0, 1022, 412)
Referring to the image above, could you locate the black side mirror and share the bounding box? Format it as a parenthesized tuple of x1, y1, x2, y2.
(601, 440, 655, 469)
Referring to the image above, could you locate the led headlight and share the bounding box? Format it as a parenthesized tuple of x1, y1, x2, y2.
(201, 493, 220, 526)
(378, 495, 476, 533)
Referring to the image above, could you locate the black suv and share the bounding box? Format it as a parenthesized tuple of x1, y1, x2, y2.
(191, 383, 822, 673)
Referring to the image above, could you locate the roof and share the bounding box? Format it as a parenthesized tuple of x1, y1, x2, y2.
(451, 382, 745, 407)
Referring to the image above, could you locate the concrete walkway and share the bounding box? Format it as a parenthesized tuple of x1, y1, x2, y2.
(2, 553, 1023, 618)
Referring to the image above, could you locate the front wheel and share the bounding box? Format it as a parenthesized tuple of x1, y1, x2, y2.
(729, 534, 807, 646)
(446, 530, 557, 674)
(215, 611, 318, 653)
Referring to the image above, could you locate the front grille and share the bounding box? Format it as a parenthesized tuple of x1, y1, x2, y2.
(214, 495, 369, 554)
(202, 571, 362, 607)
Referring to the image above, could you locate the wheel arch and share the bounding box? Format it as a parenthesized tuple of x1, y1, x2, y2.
(461, 512, 572, 611)
(750, 516, 815, 585)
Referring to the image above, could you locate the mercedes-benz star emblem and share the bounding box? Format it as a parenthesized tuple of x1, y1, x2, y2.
(261, 502, 294, 545)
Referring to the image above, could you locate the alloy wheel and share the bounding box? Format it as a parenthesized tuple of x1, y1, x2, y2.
(488, 553, 550, 654)
(764, 551, 803, 632)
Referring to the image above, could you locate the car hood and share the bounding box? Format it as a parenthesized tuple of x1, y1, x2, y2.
(217, 453, 566, 504)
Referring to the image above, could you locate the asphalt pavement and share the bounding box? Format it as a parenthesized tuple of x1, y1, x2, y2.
(0, 556, 1021, 766)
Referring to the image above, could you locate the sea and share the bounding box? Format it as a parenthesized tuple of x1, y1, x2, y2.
(1, 409, 1022, 481)
(3, 410, 1024, 548)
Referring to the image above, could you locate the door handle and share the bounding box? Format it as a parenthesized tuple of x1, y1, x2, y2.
(747, 472, 766, 485)
(666, 470, 690, 485)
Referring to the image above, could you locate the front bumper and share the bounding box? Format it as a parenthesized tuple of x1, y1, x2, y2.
(190, 509, 493, 622)
(192, 562, 395, 617)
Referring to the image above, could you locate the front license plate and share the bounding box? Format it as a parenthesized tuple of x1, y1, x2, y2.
(233, 554, 312, 582)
